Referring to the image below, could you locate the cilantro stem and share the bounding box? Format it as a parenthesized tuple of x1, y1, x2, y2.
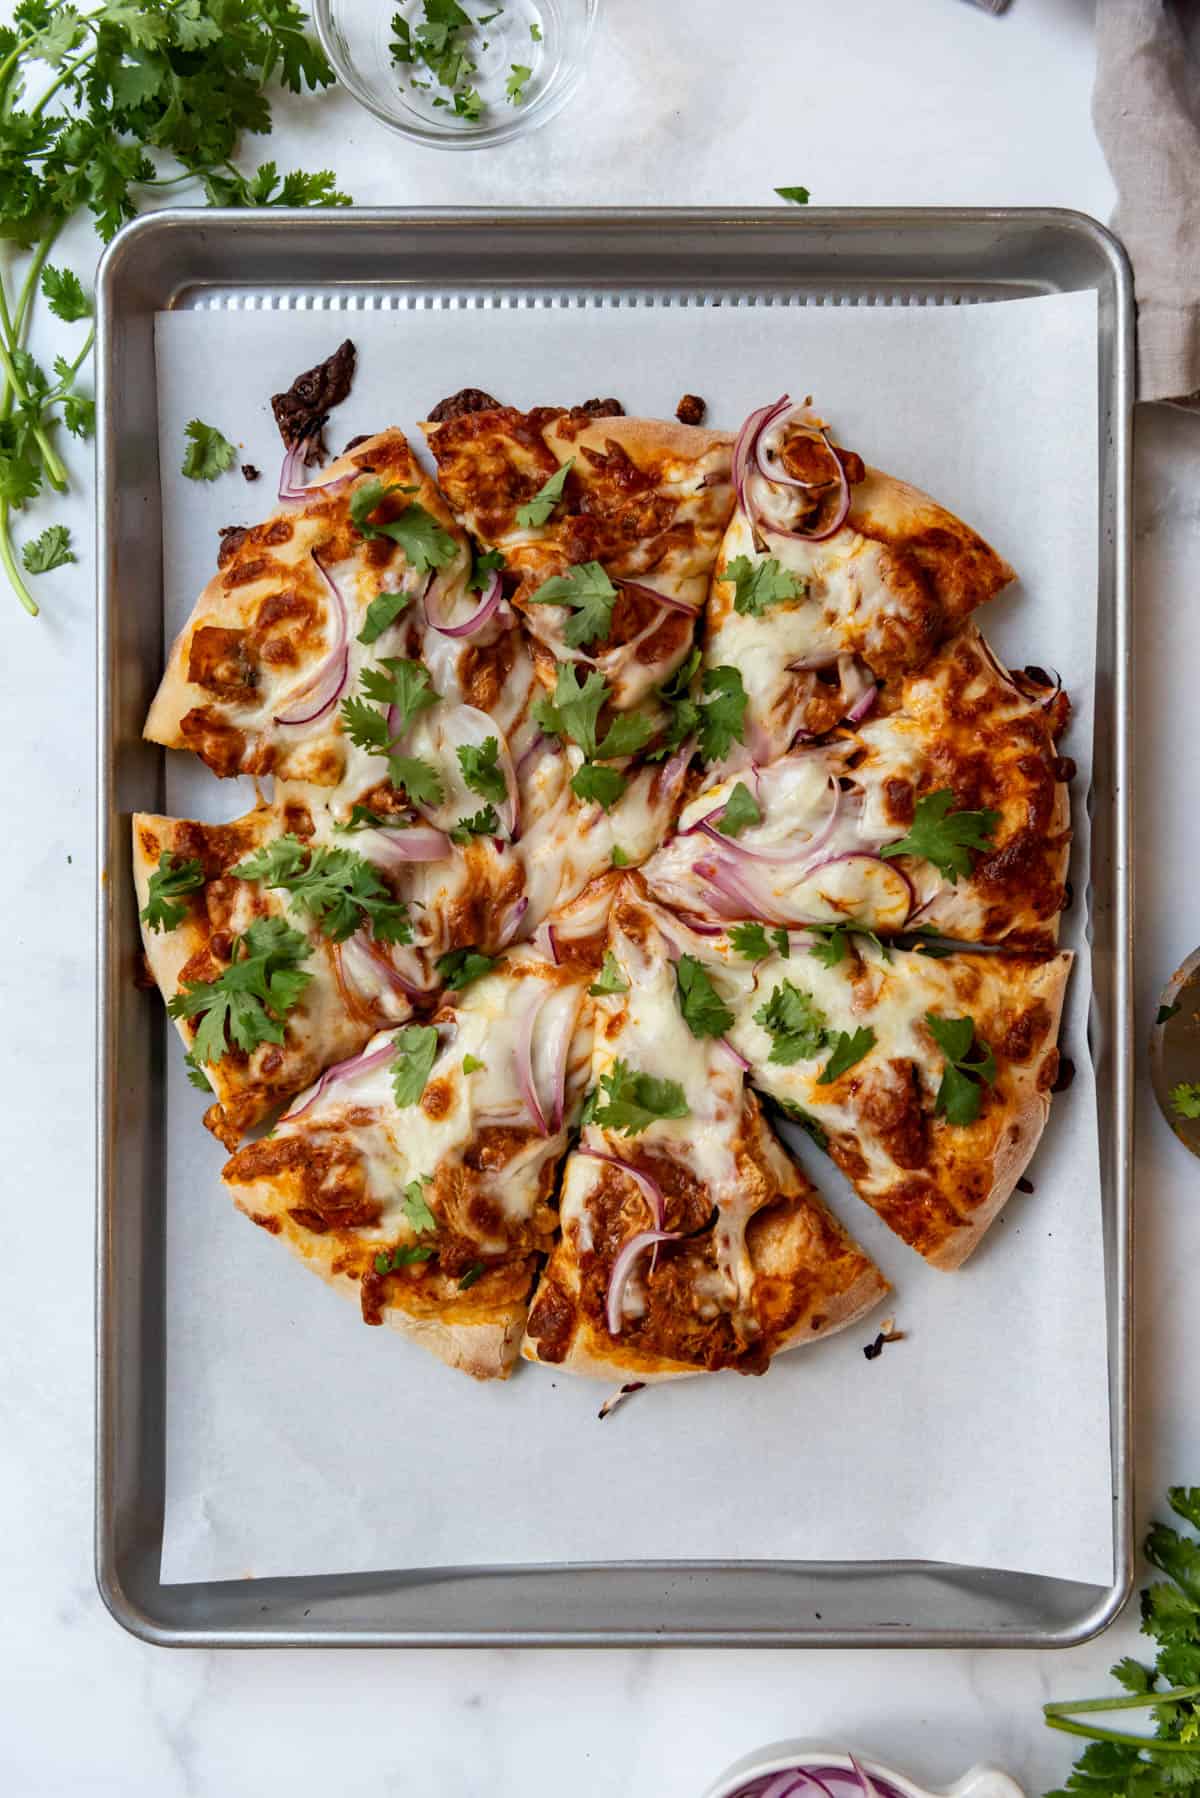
(32, 43, 99, 118)
(13, 225, 60, 343)
(1043, 1714, 1200, 1753)
(0, 272, 68, 488)
(1045, 1686, 1200, 1717)
(0, 502, 37, 617)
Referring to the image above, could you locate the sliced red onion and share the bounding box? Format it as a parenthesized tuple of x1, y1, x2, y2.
(274, 554, 349, 727)
(359, 825, 451, 867)
(657, 736, 696, 808)
(532, 920, 560, 965)
(541, 987, 583, 1132)
(845, 683, 877, 724)
(497, 894, 529, 949)
(974, 631, 1022, 693)
(719, 1037, 751, 1074)
(704, 858, 790, 924)
(515, 984, 550, 1135)
(754, 411, 838, 489)
(597, 604, 669, 670)
(426, 567, 504, 640)
(342, 929, 430, 1003)
(579, 1149, 666, 1229)
(731, 395, 789, 514)
(516, 730, 559, 779)
(729, 1766, 908, 1798)
(605, 1230, 680, 1336)
(750, 405, 852, 542)
(787, 653, 840, 673)
(282, 1034, 399, 1123)
(277, 443, 357, 506)
(801, 851, 916, 925)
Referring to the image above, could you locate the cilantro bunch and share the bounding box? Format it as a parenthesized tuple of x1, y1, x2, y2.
(0, 0, 348, 617)
(1045, 1489, 1200, 1797)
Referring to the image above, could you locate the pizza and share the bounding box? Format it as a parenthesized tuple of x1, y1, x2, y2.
(643, 625, 1071, 949)
(421, 392, 735, 710)
(522, 883, 888, 1381)
(719, 932, 1072, 1270)
(704, 397, 1015, 764)
(137, 373, 1077, 1387)
(222, 945, 595, 1380)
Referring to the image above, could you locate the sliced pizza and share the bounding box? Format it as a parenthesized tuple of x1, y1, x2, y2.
(720, 933, 1072, 1270)
(133, 801, 431, 1147)
(421, 392, 734, 710)
(643, 626, 1072, 949)
(522, 881, 887, 1382)
(221, 947, 595, 1380)
(704, 397, 1015, 763)
(145, 426, 528, 782)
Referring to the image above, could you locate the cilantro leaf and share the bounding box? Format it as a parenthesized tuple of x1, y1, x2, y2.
(533, 664, 609, 758)
(468, 546, 505, 592)
(462, 1053, 485, 1074)
(527, 561, 618, 648)
(775, 186, 811, 204)
(730, 922, 773, 960)
(1171, 1084, 1200, 1122)
(715, 781, 761, 837)
(140, 850, 205, 932)
(571, 762, 627, 810)
(457, 1261, 485, 1290)
(723, 553, 806, 617)
(167, 916, 312, 1066)
(401, 1178, 438, 1234)
(592, 1059, 690, 1136)
(449, 804, 500, 843)
(435, 948, 494, 990)
(505, 61, 532, 103)
(375, 1242, 436, 1273)
(754, 982, 830, 1066)
(335, 806, 395, 834)
(21, 522, 74, 573)
(807, 921, 890, 967)
(360, 657, 440, 734)
(391, 1025, 440, 1107)
(41, 264, 90, 322)
(881, 789, 1000, 883)
(675, 954, 735, 1040)
(589, 951, 629, 997)
(357, 589, 409, 646)
(339, 695, 392, 753)
(516, 459, 571, 527)
(925, 1011, 996, 1124)
(453, 87, 483, 119)
(388, 755, 445, 807)
(1169, 1490, 1200, 1533)
(232, 834, 412, 945)
(698, 664, 748, 764)
(818, 1027, 877, 1085)
(183, 1048, 212, 1092)
(350, 478, 458, 573)
(457, 735, 508, 804)
(181, 418, 236, 482)
(610, 846, 631, 868)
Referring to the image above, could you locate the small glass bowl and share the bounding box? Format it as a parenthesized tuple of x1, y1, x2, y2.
(314, 0, 599, 151)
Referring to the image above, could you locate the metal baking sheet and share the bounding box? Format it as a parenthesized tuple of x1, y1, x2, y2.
(95, 207, 1133, 1647)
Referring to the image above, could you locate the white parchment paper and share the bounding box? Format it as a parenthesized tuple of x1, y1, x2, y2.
(152, 289, 1109, 1587)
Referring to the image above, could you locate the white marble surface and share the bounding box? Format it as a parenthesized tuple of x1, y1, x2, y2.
(3, 0, 1198, 1792)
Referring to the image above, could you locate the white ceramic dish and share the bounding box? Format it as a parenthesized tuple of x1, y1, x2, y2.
(701, 1747, 1025, 1798)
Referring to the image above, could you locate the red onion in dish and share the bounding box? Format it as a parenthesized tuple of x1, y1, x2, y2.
(799, 851, 915, 927)
(341, 929, 431, 1003)
(615, 578, 695, 616)
(605, 1230, 681, 1335)
(703, 858, 790, 924)
(274, 554, 348, 727)
(845, 682, 878, 725)
(541, 988, 583, 1132)
(516, 730, 560, 779)
(497, 894, 529, 949)
(515, 984, 550, 1134)
(751, 403, 852, 542)
(282, 1034, 399, 1123)
(532, 920, 560, 965)
(579, 1150, 665, 1229)
(426, 567, 505, 639)
(719, 1037, 751, 1074)
(727, 1761, 910, 1798)
(277, 443, 357, 506)
(731, 395, 789, 513)
(359, 824, 451, 867)
(657, 736, 697, 808)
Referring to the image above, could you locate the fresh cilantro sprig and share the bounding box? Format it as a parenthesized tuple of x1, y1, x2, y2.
(723, 554, 806, 617)
(533, 664, 656, 812)
(1043, 1487, 1200, 1791)
(650, 655, 747, 766)
(714, 781, 761, 837)
(925, 1012, 996, 1125)
(881, 789, 1000, 883)
(817, 1027, 877, 1085)
(589, 951, 629, 997)
(358, 590, 409, 646)
(516, 460, 571, 528)
(391, 1024, 439, 1107)
(389, 1, 521, 119)
(232, 834, 412, 945)
(591, 1059, 690, 1136)
(401, 1176, 438, 1235)
(339, 661, 444, 803)
(21, 522, 73, 572)
(435, 948, 494, 990)
(140, 850, 205, 933)
(350, 478, 459, 573)
(0, 0, 348, 618)
(753, 981, 829, 1065)
(1172, 1083, 1200, 1122)
(675, 955, 735, 1040)
(457, 736, 508, 804)
(527, 561, 618, 649)
(807, 921, 890, 967)
(449, 805, 500, 844)
(167, 916, 312, 1068)
(181, 418, 236, 482)
(730, 922, 790, 961)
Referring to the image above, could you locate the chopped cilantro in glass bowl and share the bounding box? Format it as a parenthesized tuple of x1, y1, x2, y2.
(314, 0, 598, 149)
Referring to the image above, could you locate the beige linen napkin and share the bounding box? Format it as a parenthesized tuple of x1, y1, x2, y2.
(1094, 0, 1200, 404)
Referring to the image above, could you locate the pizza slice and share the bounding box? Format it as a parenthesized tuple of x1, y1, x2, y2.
(721, 933, 1072, 1270)
(421, 392, 734, 710)
(221, 946, 595, 1380)
(703, 397, 1015, 763)
(145, 426, 525, 782)
(522, 881, 888, 1382)
(643, 626, 1071, 949)
(133, 800, 431, 1147)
